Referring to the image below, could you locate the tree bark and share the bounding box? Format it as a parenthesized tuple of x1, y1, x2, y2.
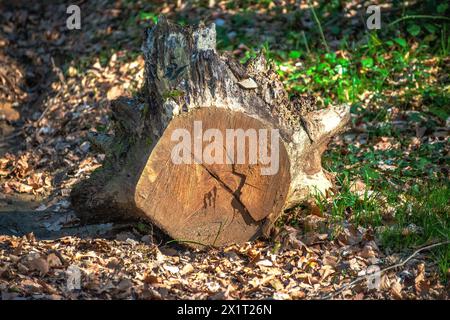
(71, 17, 350, 247)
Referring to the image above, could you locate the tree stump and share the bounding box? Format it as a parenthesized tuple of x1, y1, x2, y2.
(71, 18, 350, 247)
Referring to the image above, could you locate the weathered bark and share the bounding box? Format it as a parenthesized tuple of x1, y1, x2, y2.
(71, 17, 350, 247)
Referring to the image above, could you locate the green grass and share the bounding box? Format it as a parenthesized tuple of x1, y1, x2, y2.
(312, 169, 449, 280)
(380, 183, 450, 280)
(313, 171, 381, 225)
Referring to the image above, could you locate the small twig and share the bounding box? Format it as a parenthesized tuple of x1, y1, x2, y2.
(36, 57, 65, 125)
(2, 130, 23, 141)
(165, 239, 212, 248)
(301, 31, 311, 56)
(50, 56, 66, 87)
(213, 220, 226, 247)
(322, 240, 450, 299)
(388, 15, 450, 27)
(307, 0, 329, 52)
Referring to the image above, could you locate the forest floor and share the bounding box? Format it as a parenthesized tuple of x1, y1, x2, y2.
(0, 1, 448, 299)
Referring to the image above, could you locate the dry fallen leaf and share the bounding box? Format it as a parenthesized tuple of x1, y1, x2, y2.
(319, 265, 335, 281)
(415, 263, 430, 296)
(47, 253, 62, 268)
(67, 66, 78, 77)
(256, 259, 273, 267)
(21, 279, 43, 293)
(380, 274, 391, 291)
(163, 265, 179, 274)
(305, 199, 323, 217)
(107, 85, 123, 100)
(322, 254, 338, 268)
(303, 214, 327, 231)
(269, 278, 284, 291)
(180, 264, 194, 276)
(28, 257, 49, 276)
(117, 279, 133, 292)
(390, 278, 404, 299)
(143, 273, 161, 285)
(0, 101, 20, 121)
(360, 244, 377, 259)
(349, 179, 366, 193)
(8, 181, 33, 193)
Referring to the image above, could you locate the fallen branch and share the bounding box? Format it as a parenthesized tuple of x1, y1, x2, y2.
(322, 240, 450, 300)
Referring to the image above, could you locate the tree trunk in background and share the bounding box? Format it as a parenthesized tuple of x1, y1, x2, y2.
(71, 17, 350, 247)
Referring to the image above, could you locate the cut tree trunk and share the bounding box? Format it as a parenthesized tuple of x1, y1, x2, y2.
(71, 17, 350, 247)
